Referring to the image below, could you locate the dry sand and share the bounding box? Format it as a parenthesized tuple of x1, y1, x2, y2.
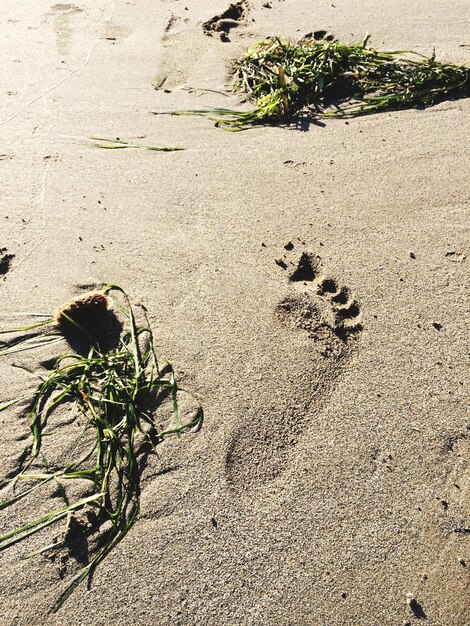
(1, 0, 469, 624)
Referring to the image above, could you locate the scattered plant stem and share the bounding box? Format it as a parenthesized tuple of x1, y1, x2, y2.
(151, 75, 167, 90)
(0, 285, 202, 612)
(89, 137, 186, 151)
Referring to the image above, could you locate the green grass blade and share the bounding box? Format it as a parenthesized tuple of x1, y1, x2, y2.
(0, 475, 56, 511)
(0, 398, 23, 412)
(0, 319, 54, 334)
(88, 137, 186, 151)
(21, 541, 64, 560)
(1, 284, 203, 612)
(0, 513, 70, 551)
(0, 492, 104, 547)
(0, 335, 63, 357)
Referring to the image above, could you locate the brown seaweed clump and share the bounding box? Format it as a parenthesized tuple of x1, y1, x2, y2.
(54, 292, 110, 334)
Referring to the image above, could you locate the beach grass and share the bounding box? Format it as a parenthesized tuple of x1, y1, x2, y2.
(0, 285, 202, 612)
(155, 36, 469, 129)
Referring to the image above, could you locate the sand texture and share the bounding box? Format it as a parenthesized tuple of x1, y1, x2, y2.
(1, 0, 469, 624)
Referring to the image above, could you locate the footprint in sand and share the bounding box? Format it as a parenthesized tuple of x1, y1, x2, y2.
(276, 250, 362, 348)
(202, 0, 248, 42)
(418, 425, 470, 622)
(48, 3, 84, 56)
(225, 249, 362, 490)
(156, 1, 249, 89)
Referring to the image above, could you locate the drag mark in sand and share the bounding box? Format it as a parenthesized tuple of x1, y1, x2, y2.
(225, 248, 362, 490)
(7, 158, 50, 278)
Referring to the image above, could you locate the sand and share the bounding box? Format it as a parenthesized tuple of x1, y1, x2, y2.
(1, 0, 469, 624)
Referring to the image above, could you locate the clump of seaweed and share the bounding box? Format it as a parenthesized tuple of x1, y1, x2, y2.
(0, 285, 202, 612)
(159, 36, 469, 129)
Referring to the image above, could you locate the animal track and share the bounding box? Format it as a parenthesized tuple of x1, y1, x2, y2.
(445, 251, 466, 263)
(225, 248, 362, 491)
(299, 30, 336, 44)
(202, 1, 248, 42)
(0, 248, 15, 277)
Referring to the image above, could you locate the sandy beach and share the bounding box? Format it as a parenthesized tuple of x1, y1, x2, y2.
(1, 1, 469, 624)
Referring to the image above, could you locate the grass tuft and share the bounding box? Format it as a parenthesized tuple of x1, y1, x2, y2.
(0, 285, 202, 612)
(155, 36, 469, 129)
